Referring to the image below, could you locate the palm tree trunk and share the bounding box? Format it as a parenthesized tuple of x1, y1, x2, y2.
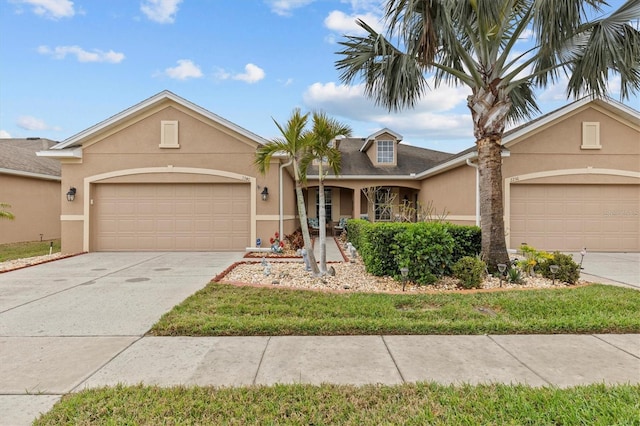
(318, 182, 327, 273)
(477, 136, 510, 271)
(295, 184, 320, 275)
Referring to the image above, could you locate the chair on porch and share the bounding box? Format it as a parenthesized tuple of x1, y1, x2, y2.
(333, 217, 348, 235)
(308, 217, 320, 236)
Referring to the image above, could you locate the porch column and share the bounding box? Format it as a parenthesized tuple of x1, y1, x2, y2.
(352, 187, 361, 219)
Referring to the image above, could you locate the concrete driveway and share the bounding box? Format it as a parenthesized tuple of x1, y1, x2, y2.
(0, 251, 244, 425)
(569, 252, 640, 289)
(0, 250, 638, 425)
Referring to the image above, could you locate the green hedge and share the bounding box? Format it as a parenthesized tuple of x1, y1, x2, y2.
(345, 220, 482, 285)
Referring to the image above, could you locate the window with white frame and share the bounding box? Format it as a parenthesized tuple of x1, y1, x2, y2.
(377, 140, 394, 163)
(374, 187, 393, 221)
(316, 188, 332, 221)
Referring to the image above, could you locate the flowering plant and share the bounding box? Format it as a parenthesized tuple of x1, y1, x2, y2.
(269, 231, 284, 253)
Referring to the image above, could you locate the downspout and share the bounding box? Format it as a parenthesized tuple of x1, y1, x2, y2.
(466, 159, 480, 226)
(279, 158, 293, 238)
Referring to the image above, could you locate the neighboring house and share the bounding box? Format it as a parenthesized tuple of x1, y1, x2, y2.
(0, 138, 61, 244)
(39, 91, 639, 254)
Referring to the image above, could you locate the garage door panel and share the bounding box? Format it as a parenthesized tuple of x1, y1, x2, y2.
(93, 183, 250, 251)
(510, 184, 639, 251)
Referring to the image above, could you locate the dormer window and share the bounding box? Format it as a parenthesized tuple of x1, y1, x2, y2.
(377, 140, 394, 163)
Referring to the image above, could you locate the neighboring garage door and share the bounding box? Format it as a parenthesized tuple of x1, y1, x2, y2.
(92, 183, 250, 251)
(510, 184, 640, 251)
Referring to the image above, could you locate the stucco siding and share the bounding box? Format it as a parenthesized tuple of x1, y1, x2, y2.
(0, 174, 60, 244)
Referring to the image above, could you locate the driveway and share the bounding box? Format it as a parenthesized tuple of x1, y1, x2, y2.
(0, 251, 244, 424)
(569, 252, 640, 289)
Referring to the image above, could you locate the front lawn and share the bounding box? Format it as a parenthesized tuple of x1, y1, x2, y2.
(150, 283, 640, 336)
(0, 239, 61, 262)
(34, 383, 640, 425)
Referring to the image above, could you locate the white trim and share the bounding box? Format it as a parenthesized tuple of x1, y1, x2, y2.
(82, 166, 256, 252)
(306, 174, 419, 180)
(360, 127, 403, 152)
(61, 215, 84, 221)
(36, 147, 83, 159)
(504, 168, 640, 250)
(53, 90, 269, 150)
(0, 167, 61, 181)
(444, 215, 477, 222)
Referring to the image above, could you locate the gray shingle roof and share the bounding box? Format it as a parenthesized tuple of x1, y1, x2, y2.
(308, 137, 454, 177)
(0, 138, 61, 178)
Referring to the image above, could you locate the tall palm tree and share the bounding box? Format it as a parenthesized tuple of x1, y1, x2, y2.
(305, 112, 352, 273)
(255, 109, 320, 275)
(336, 0, 640, 270)
(0, 203, 15, 220)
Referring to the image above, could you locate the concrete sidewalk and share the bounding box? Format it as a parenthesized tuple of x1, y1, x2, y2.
(2, 334, 639, 425)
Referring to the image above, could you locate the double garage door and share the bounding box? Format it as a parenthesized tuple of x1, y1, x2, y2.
(510, 184, 639, 252)
(92, 183, 250, 251)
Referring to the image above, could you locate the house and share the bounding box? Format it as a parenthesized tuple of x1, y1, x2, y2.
(0, 138, 61, 244)
(38, 91, 639, 254)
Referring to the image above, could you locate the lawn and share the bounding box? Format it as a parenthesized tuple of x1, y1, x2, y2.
(150, 283, 640, 336)
(35, 383, 640, 425)
(0, 239, 61, 262)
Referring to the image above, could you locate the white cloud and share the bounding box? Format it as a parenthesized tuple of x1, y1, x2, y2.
(13, 0, 75, 19)
(161, 59, 203, 80)
(266, 0, 315, 16)
(37, 45, 125, 63)
(303, 81, 473, 144)
(16, 115, 60, 131)
(233, 64, 265, 83)
(141, 0, 182, 23)
(324, 10, 383, 36)
(215, 64, 266, 84)
(0, 130, 12, 138)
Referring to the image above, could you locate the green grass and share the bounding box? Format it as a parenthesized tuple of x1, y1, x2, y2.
(150, 283, 640, 336)
(34, 383, 640, 425)
(0, 239, 61, 262)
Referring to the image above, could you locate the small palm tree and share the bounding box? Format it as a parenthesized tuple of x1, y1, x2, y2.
(0, 203, 15, 220)
(305, 112, 352, 273)
(336, 0, 640, 270)
(255, 109, 320, 275)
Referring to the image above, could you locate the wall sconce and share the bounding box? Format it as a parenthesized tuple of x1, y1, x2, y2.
(66, 187, 77, 202)
(261, 187, 269, 201)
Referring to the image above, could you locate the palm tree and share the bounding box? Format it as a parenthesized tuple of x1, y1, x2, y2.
(306, 112, 352, 273)
(255, 109, 320, 275)
(0, 203, 15, 220)
(336, 0, 640, 270)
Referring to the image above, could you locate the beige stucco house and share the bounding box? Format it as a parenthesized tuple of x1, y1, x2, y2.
(38, 91, 639, 254)
(0, 138, 61, 244)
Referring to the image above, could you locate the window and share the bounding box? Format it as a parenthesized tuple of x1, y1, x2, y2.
(377, 140, 394, 163)
(316, 188, 332, 221)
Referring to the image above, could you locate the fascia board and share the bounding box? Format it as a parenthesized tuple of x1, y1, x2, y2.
(305, 174, 419, 180)
(37, 147, 82, 158)
(53, 90, 269, 150)
(0, 168, 61, 181)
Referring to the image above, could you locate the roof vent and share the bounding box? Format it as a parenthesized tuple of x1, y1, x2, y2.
(27, 137, 41, 140)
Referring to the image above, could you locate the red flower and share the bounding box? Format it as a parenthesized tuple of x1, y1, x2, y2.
(279, 241, 284, 247)
(270, 238, 275, 244)
(274, 232, 279, 238)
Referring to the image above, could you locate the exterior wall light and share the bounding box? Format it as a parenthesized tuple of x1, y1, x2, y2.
(261, 187, 269, 201)
(66, 187, 77, 202)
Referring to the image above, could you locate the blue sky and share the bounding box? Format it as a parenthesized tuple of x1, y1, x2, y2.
(1, 0, 637, 153)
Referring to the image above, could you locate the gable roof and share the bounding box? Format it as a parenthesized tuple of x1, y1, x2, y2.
(39, 90, 269, 158)
(416, 96, 640, 179)
(307, 137, 453, 179)
(0, 138, 61, 180)
(360, 127, 403, 152)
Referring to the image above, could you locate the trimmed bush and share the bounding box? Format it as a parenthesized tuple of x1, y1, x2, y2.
(452, 256, 486, 289)
(392, 222, 455, 285)
(344, 219, 370, 251)
(538, 252, 580, 284)
(445, 224, 482, 261)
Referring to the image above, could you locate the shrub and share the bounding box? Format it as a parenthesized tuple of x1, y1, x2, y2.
(285, 229, 304, 251)
(445, 224, 481, 261)
(506, 266, 524, 284)
(452, 256, 486, 289)
(392, 222, 455, 285)
(362, 222, 410, 277)
(517, 244, 553, 276)
(344, 219, 370, 251)
(538, 252, 580, 284)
